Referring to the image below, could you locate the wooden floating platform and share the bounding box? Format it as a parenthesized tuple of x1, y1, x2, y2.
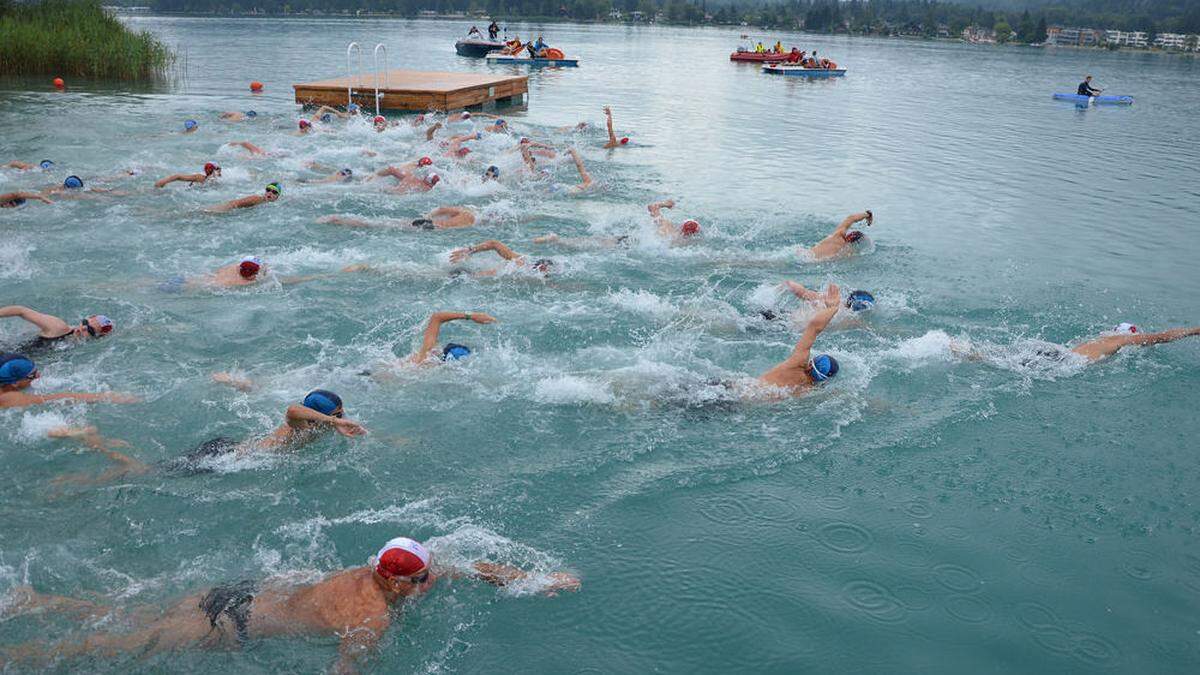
(293, 69, 528, 112)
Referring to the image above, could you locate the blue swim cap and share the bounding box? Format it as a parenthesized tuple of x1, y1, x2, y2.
(846, 290, 875, 312)
(0, 353, 36, 385)
(63, 175, 83, 189)
(184, 119, 198, 130)
(809, 354, 839, 383)
(321, 113, 333, 123)
(484, 165, 500, 179)
(348, 103, 360, 113)
(245, 110, 257, 117)
(442, 343, 472, 360)
(303, 389, 343, 416)
(39, 159, 54, 170)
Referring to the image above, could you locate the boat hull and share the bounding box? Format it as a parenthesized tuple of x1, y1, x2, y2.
(456, 39, 506, 58)
(763, 64, 846, 77)
(730, 51, 790, 63)
(1052, 93, 1134, 105)
(486, 53, 579, 67)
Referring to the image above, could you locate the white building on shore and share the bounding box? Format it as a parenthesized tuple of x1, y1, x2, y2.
(1153, 33, 1196, 51)
(1104, 30, 1148, 48)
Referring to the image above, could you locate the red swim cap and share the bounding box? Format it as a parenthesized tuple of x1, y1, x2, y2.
(427, 173, 441, 186)
(620, 137, 630, 145)
(418, 156, 433, 167)
(373, 115, 386, 126)
(299, 119, 311, 129)
(455, 147, 471, 157)
(375, 537, 431, 578)
(681, 220, 700, 236)
(204, 162, 219, 175)
(844, 230, 864, 243)
(238, 256, 263, 279)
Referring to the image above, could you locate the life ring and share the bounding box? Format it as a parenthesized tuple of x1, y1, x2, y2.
(826, 61, 838, 69)
(544, 48, 565, 60)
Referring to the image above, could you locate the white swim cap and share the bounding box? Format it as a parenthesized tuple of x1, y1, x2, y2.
(1115, 322, 1139, 334)
(374, 537, 431, 578)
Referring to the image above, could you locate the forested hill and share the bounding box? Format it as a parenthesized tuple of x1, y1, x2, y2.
(144, 0, 1200, 34)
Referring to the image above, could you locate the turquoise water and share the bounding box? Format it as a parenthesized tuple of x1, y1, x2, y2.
(2, 17, 1200, 672)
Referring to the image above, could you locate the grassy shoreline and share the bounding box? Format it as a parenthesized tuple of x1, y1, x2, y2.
(0, 0, 173, 80)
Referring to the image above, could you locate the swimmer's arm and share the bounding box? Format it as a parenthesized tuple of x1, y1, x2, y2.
(833, 211, 871, 236)
(154, 174, 203, 188)
(603, 106, 618, 146)
(425, 122, 443, 141)
(0, 305, 70, 335)
(781, 281, 822, 302)
(469, 562, 581, 593)
(5, 161, 34, 170)
(332, 616, 387, 675)
(0, 191, 52, 203)
(1128, 326, 1200, 346)
(568, 148, 593, 188)
(519, 146, 538, 172)
(8, 391, 139, 407)
(212, 372, 255, 391)
(229, 141, 265, 155)
(411, 311, 496, 363)
(456, 240, 522, 263)
(284, 404, 342, 427)
(279, 273, 334, 286)
(782, 286, 841, 368)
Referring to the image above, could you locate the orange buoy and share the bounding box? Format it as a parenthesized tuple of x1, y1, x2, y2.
(53, 77, 65, 89)
(250, 81, 264, 92)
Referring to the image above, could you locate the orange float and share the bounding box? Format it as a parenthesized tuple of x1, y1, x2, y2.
(53, 77, 65, 89)
(250, 81, 264, 92)
(544, 48, 565, 60)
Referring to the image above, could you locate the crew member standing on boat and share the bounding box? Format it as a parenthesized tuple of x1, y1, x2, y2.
(1077, 75, 1102, 97)
(488, 20, 500, 39)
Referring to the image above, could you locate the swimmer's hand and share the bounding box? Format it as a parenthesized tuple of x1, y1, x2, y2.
(532, 233, 559, 244)
(333, 418, 368, 437)
(212, 371, 255, 392)
(865, 209, 873, 225)
(823, 284, 841, 308)
(47, 425, 98, 440)
(449, 247, 472, 264)
(543, 572, 581, 595)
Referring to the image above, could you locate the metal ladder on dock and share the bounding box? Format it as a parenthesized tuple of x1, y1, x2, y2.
(345, 42, 389, 115)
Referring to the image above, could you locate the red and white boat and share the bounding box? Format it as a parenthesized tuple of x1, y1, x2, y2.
(729, 49, 791, 63)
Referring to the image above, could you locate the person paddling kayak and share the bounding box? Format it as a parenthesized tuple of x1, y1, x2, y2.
(1077, 75, 1102, 97)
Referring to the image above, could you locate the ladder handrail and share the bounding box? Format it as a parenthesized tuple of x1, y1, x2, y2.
(372, 43, 388, 116)
(346, 42, 363, 106)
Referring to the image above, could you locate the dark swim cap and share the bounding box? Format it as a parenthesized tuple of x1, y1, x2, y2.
(846, 290, 875, 312)
(0, 353, 36, 384)
(39, 160, 54, 170)
(245, 110, 257, 117)
(63, 175, 83, 189)
(2, 197, 26, 208)
(844, 230, 864, 243)
(809, 354, 839, 382)
(532, 258, 554, 274)
(303, 389, 343, 415)
(442, 343, 471, 360)
(339, 168, 353, 178)
(184, 119, 198, 131)
(411, 218, 435, 230)
(321, 113, 333, 123)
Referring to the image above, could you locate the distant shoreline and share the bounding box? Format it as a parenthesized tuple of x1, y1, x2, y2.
(116, 11, 1197, 58)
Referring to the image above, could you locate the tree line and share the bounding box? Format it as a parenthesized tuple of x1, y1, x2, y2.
(145, 0, 1200, 37)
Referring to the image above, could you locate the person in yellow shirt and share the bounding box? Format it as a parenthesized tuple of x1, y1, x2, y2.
(755, 42, 764, 53)
(775, 40, 783, 53)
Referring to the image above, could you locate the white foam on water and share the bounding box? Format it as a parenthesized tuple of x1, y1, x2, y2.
(0, 240, 34, 279)
(532, 374, 615, 405)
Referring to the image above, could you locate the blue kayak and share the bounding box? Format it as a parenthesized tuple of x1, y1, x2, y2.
(486, 54, 578, 67)
(1053, 93, 1134, 105)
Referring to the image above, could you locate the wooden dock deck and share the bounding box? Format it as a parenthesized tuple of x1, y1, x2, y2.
(293, 70, 528, 112)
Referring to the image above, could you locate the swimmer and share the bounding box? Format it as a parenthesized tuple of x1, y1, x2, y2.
(0, 305, 114, 353)
(0, 191, 52, 208)
(206, 182, 280, 212)
(555, 121, 589, 132)
(516, 137, 557, 159)
(780, 281, 875, 312)
(374, 164, 439, 194)
(154, 162, 220, 188)
(483, 118, 509, 134)
(483, 165, 501, 182)
(564, 148, 594, 192)
(0, 354, 138, 409)
(4, 160, 54, 171)
(310, 105, 351, 121)
(405, 311, 496, 365)
(304, 167, 356, 185)
(178, 388, 366, 465)
(2, 536, 577, 672)
(532, 232, 631, 249)
(39, 176, 118, 199)
(296, 119, 314, 135)
(450, 240, 556, 277)
(218, 110, 258, 122)
(602, 106, 630, 149)
(647, 199, 701, 240)
(807, 210, 873, 260)
(226, 140, 267, 156)
(757, 284, 842, 394)
(320, 205, 475, 230)
(183, 119, 199, 133)
(45, 425, 150, 482)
